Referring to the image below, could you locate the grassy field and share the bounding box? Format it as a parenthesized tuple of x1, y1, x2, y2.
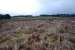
(0, 17, 75, 50)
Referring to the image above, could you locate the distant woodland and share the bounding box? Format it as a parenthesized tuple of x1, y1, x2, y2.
(0, 14, 75, 19)
(0, 14, 11, 19)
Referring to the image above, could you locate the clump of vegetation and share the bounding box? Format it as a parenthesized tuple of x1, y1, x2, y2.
(16, 29, 33, 34)
(58, 23, 70, 33)
(58, 27, 65, 33)
(46, 34, 58, 45)
(0, 37, 10, 44)
(33, 28, 45, 33)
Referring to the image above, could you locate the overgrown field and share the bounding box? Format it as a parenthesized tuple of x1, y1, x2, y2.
(0, 17, 75, 50)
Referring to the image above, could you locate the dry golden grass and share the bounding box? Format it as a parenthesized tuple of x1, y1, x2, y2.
(0, 18, 75, 50)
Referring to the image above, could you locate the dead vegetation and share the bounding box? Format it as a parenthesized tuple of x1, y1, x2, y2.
(0, 18, 75, 50)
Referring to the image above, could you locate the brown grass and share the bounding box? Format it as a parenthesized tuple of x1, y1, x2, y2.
(0, 18, 75, 50)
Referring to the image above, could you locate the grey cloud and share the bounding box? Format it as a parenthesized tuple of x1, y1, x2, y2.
(37, 0, 75, 15)
(0, 0, 75, 15)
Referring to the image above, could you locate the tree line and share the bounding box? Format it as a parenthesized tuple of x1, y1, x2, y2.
(0, 14, 75, 19)
(0, 14, 11, 19)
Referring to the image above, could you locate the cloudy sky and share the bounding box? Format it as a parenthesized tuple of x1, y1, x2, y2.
(0, 0, 75, 16)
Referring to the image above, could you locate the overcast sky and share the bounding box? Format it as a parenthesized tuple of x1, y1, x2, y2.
(0, 0, 75, 16)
